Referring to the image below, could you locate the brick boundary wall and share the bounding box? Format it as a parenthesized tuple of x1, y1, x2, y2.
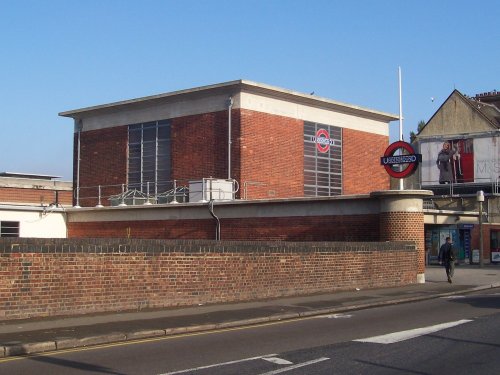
(0, 238, 416, 320)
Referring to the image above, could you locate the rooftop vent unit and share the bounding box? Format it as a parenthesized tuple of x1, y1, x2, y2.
(189, 178, 238, 203)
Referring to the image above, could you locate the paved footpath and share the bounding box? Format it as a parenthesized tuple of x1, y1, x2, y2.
(0, 264, 498, 357)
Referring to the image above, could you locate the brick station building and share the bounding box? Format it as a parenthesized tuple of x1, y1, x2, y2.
(0, 81, 436, 321)
(57, 81, 431, 285)
(60, 80, 398, 205)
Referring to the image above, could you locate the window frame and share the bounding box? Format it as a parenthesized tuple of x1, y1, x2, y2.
(128, 120, 171, 195)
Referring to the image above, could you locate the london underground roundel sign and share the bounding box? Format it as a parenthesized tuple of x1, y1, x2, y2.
(312, 128, 334, 153)
(380, 141, 422, 178)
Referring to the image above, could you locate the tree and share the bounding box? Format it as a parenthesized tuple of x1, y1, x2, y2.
(410, 120, 426, 143)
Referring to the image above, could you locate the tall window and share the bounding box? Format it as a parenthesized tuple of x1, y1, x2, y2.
(128, 120, 171, 194)
(304, 121, 342, 196)
(1, 221, 19, 237)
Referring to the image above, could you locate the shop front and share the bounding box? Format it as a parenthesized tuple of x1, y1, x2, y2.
(425, 224, 472, 265)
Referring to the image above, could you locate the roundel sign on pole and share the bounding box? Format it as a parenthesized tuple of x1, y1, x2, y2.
(380, 141, 422, 178)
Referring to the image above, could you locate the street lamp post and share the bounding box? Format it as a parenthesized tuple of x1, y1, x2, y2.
(477, 190, 485, 268)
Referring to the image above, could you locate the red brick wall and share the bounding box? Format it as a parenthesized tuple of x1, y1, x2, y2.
(343, 128, 389, 194)
(68, 219, 214, 239)
(171, 110, 239, 184)
(68, 214, 380, 241)
(239, 109, 304, 199)
(470, 224, 499, 262)
(0, 238, 417, 320)
(0, 187, 72, 206)
(76, 127, 128, 206)
(76, 111, 241, 203)
(74, 111, 389, 205)
(223, 215, 379, 241)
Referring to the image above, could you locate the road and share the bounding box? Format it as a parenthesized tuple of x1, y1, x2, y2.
(1, 289, 499, 374)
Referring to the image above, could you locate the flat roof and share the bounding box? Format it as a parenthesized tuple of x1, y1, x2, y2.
(0, 172, 62, 180)
(59, 79, 398, 122)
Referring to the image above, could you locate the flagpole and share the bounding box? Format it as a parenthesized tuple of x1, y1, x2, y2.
(398, 66, 404, 190)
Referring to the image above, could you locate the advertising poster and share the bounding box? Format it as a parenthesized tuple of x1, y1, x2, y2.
(474, 137, 500, 183)
(420, 137, 499, 185)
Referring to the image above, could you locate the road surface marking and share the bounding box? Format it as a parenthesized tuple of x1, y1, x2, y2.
(441, 295, 466, 299)
(354, 319, 472, 344)
(314, 313, 353, 319)
(262, 357, 293, 365)
(158, 354, 278, 375)
(257, 357, 330, 374)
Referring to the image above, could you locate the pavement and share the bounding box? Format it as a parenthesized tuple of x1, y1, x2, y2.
(0, 264, 499, 358)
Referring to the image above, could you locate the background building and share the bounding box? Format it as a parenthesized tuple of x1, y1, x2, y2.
(406, 89, 500, 264)
(0, 172, 72, 238)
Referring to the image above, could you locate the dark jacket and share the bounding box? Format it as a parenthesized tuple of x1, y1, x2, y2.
(438, 242, 455, 263)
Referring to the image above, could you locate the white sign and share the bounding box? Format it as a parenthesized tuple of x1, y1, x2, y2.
(472, 249, 480, 264)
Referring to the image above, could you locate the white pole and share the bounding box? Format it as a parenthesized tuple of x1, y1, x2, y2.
(398, 67, 404, 190)
(228, 96, 233, 180)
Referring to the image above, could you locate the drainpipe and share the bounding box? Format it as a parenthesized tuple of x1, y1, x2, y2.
(75, 119, 82, 208)
(208, 199, 221, 241)
(227, 96, 233, 180)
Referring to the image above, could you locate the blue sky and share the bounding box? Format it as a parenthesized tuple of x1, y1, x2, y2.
(1, 0, 497, 180)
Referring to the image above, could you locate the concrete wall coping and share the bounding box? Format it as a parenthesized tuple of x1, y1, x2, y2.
(370, 190, 434, 198)
(67, 193, 373, 212)
(0, 177, 72, 190)
(0, 238, 416, 254)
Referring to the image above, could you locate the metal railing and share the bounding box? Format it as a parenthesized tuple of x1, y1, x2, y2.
(73, 177, 311, 207)
(242, 181, 266, 200)
(419, 178, 499, 196)
(73, 178, 239, 208)
(72, 176, 500, 208)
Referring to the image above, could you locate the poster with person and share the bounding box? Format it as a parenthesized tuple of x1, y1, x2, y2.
(421, 139, 473, 184)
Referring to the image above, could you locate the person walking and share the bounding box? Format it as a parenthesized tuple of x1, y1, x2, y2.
(438, 237, 456, 283)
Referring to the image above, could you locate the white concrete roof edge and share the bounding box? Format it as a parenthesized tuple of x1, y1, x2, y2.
(59, 79, 398, 122)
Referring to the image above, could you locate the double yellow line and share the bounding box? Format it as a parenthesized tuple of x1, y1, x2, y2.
(0, 315, 311, 364)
